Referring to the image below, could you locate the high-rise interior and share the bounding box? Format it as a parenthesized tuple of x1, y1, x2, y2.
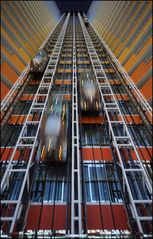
(1, 1, 152, 238)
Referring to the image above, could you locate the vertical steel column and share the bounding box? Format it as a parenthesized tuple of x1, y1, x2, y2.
(71, 12, 83, 236)
(1, 13, 70, 234)
(78, 13, 152, 234)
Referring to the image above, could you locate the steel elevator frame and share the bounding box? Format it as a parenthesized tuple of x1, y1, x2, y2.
(1, 13, 70, 233)
(84, 13, 152, 120)
(0, 10, 152, 238)
(1, 13, 65, 115)
(78, 12, 152, 234)
(71, 12, 83, 236)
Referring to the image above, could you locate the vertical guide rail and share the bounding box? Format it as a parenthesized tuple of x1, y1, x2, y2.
(78, 13, 152, 234)
(1, 13, 70, 234)
(85, 13, 152, 117)
(71, 12, 83, 236)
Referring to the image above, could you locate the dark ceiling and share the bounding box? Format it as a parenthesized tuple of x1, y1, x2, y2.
(55, 1, 92, 14)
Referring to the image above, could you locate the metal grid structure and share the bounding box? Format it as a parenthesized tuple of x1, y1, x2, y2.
(0, 12, 152, 239)
(71, 12, 83, 236)
(1, 13, 70, 233)
(78, 13, 152, 234)
(1, 14, 65, 129)
(1, 13, 65, 114)
(84, 13, 152, 121)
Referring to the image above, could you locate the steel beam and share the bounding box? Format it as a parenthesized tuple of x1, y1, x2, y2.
(71, 12, 83, 236)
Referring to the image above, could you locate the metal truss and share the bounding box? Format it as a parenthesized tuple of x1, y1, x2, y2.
(1, 13, 70, 233)
(71, 12, 83, 236)
(78, 13, 152, 234)
(84, 14, 152, 118)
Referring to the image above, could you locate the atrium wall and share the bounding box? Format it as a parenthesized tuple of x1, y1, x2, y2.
(1, 1, 61, 99)
(88, 1, 152, 105)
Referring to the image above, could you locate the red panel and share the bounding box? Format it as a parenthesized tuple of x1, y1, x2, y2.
(81, 115, 142, 124)
(111, 205, 129, 229)
(81, 147, 151, 161)
(20, 95, 35, 101)
(1, 148, 20, 161)
(52, 206, 67, 230)
(39, 206, 54, 229)
(1, 147, 36, 161)
(55, 80, 71, 85)
(1, 147, 150, 162)
(131, 147, 152, 161)
(26, 205, 66, 230)
(118, 115, 142, 124)
(115, 94, 129, 100)
(82, 147, 113, 161)
(26, 204, 129, 230)
(25, 205, 40, 230)
(81, 116, 105, 124)
(86, 205, 129, 230)
(8, 115, 33, 124)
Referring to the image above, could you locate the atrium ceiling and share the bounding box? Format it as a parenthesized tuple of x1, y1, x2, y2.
(55, 1, 92, 14)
